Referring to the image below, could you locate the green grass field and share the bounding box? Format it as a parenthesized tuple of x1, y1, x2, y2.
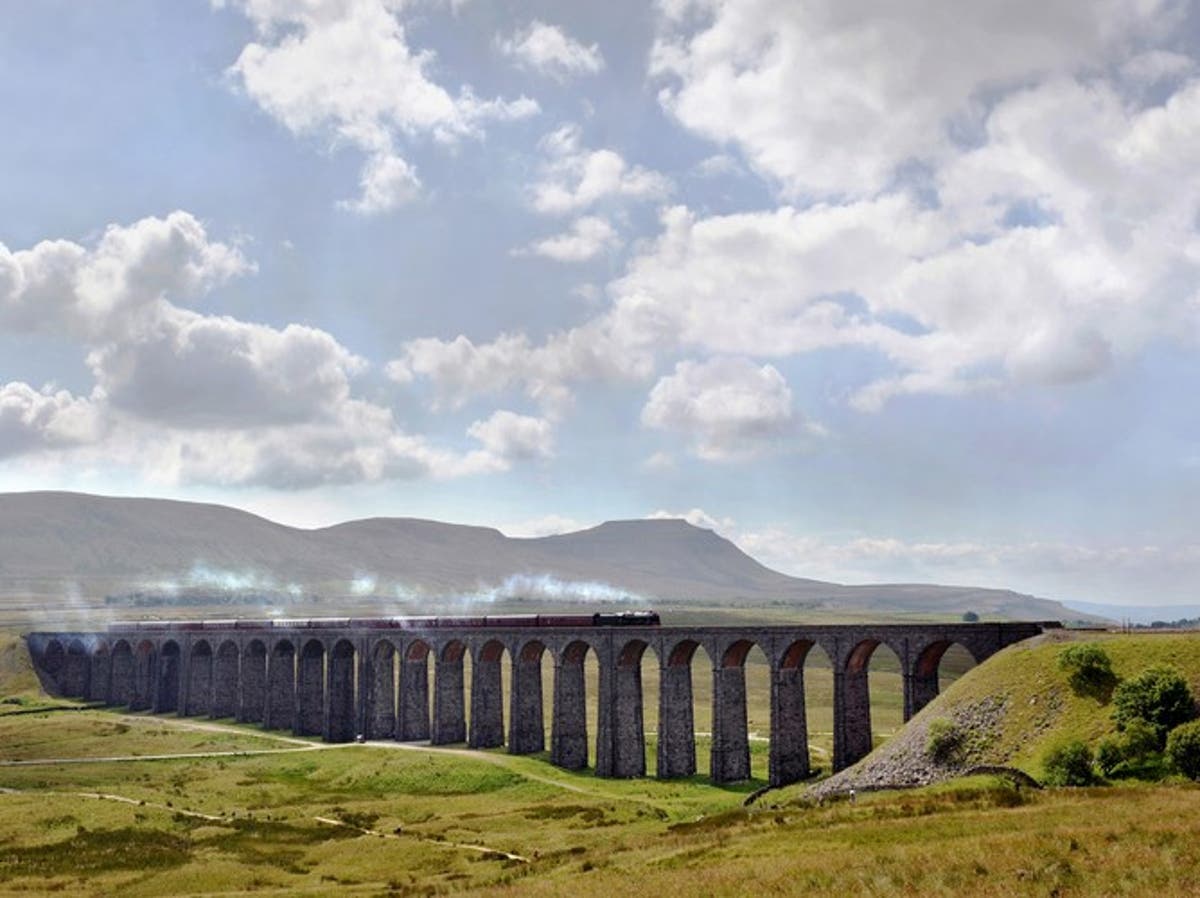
(4, 627, 1200, 896)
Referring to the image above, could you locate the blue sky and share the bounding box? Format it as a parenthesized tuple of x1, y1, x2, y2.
(1, 0, 1199, 605)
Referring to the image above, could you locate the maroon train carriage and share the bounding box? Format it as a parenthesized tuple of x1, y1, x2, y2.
(106, 610, 661, 632)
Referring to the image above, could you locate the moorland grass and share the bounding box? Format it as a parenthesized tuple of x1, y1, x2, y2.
(3, 627, 1200, 895)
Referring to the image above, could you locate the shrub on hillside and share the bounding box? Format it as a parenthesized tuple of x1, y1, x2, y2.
(1166, 720, 1200, 780)
(1095, 738, 1124, 776)
(1042, 741, 1097, 786)
(1122, 718, 1160, 763)
(1057, 643, 1118, 699)
(1096, 718, 1168, 778)
(925, 718, 965, 764)
(961, 611, 980, 623)
(1112, 665, 1197, 747)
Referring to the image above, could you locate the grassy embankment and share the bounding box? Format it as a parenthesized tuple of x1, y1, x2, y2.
(3, 628, 1200, 896)
(878, 629, 1200, 780)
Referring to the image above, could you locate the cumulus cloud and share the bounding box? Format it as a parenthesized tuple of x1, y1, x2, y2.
(387, 322, 653, 414)
(149, 398, 493, 489)
(531, 124, 670, 215)
(218, 0, 537, 211)
(0, 382, 103, 459)
(0, 211, 554, 488)
(1, 212, 366, 432)
(517, 215, 619, 262)
(651, 0, 1174, 198)
(337, 150, 422, 214)
(467, 409, 554, 463)
(499, 20, 604, 80)
(641, 356, 822, 460)
(437, 68, 1200, 414)
(87, 306, 367, 427)
(0, 211, 251, 339)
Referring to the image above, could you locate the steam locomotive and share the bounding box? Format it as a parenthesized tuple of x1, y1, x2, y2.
(106, 611, 661, 632)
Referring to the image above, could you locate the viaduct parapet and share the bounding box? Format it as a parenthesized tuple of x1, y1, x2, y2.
(25, 618, 1051, 785)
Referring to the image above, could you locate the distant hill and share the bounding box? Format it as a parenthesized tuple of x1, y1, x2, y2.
(1063, 600, 1200, 626)
(0, 491, 1088, 621)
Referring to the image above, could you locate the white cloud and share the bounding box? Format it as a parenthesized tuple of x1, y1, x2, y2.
(651, 0, 1175, 198)
(353, 26, 1200, 426)
(500, 514, 591, 537)
(0, 211, 251, 340)
(387, 321, 652, 414)
(693, 153, 743, 178)
(532, 124, 670, 215)
(87, 306, 367, 428)
(0, 211, 550, 489)
(0, 212, 366, 431)
(394, 65, 1200, 416)
(150, 400, 433, 488)
(641, 357, 822, 460)
(647, 507, 735, 532)
(338, 150, 422, 214)
(499, 20, 604, 81)
(518, 215, 619, 262)
(466, 409, 554, 463)
(219, 0, 537, 211)
(609, 200, 940, 358)
(1121, 50, 1195, 87)
(0, 382, 103, 459)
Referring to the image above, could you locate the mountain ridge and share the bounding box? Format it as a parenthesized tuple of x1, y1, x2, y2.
(0, 491, 1088, 620)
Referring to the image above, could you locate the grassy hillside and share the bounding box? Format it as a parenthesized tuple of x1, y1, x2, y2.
(806, 630, 1200, 795)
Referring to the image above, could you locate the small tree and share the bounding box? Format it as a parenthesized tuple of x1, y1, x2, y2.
(1166, 720, 1200, 780)
(961, 611, 980, 623)
(1112, 665, 1198, 747)
(1043, 740, 1097, 786)
(925, 718, 965, 764)
(1057, 643, 1118, 699)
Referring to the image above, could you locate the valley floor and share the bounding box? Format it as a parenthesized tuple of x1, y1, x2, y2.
(5, 629, 1200, 896)
(1, 703, 1199, 896)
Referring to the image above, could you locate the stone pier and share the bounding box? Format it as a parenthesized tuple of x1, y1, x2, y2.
(432, 642, 466, 745)
(550, 641, 589, 769)
(26, 619, 1051, 785)
(509, 641, 545, 755)
(468, 641, 504, 749)
(398, 642, 430, 742)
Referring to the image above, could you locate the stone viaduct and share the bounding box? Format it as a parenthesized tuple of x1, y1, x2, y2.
(25, 618, 1050, 785)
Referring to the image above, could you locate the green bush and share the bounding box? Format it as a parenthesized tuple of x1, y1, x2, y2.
(1112, 664, 1197, 747)
(925, 718, 965, 764)
(1042, 741, 1097, 786)
(961, 611, 980, 623)
(1166, 720, 1200, 780)
(1122, 718, 1160, 763)
(1057, 643, 1118, 699)
(1095, 738, 1124, 776)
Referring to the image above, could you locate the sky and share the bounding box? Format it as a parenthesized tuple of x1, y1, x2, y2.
(1, 0, 1199, 606)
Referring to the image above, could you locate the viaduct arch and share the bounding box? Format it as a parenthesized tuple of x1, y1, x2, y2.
(25, 619, 1049, 786)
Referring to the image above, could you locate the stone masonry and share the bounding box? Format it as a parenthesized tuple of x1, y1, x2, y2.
(25, 620, 1049, 786)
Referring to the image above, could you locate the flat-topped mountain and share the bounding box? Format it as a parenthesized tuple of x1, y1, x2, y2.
(0, 491, 1086, 620)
